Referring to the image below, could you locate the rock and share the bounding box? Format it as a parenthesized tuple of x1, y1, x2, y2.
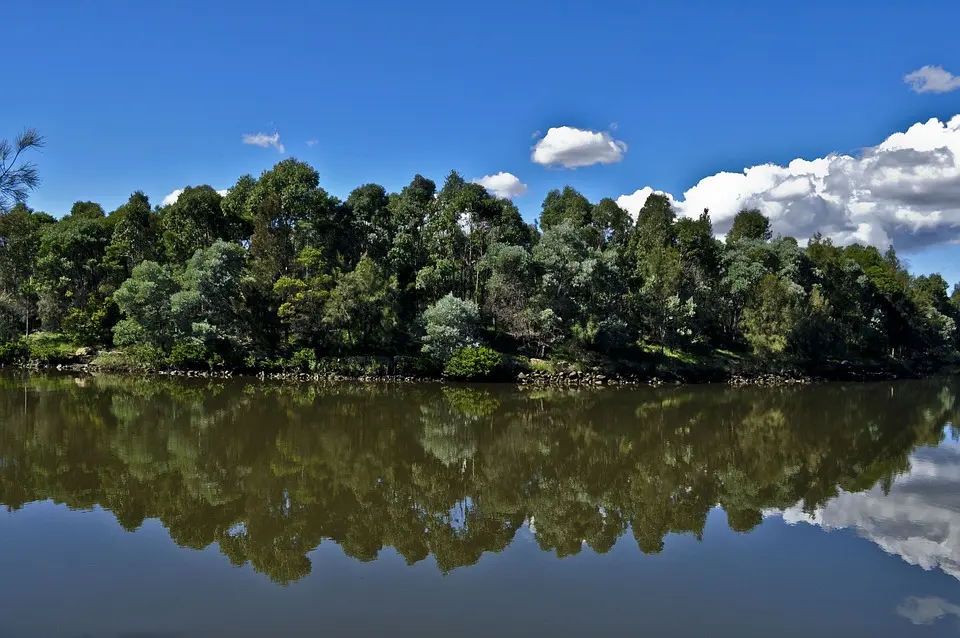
(75, 347, 94, 358)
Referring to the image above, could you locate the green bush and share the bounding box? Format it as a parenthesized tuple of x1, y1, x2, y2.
(91, 345, 165, 371)
(26, 332, 77, 364)
(394, 355, 437, 377)
(62, 297, 118, 347)
(289, 348, 317, 372)
(0, 340, 29, 364)
(443, 346, 503, 380)
(167, 340, 208, 369)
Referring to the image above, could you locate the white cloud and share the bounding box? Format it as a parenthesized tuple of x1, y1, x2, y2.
(160, 187, 230, 206)
(242, 131, 285, 153)
(473, 172, 528, 199)
(617, 114, 960, 251)
(161, 189, 183, 207)
(905, 66, 960, 94)
(531, 126, 627, 168)
(306, 139, 319, 147)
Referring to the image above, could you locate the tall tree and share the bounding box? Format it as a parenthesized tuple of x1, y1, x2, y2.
(107, 191, 159, 275)
(727, 208, 772, 244)
(538, 186, 592, 231)
(323, 256, 399, 353)
(0, 203, 54, 336)
(160, 185, 247, 264)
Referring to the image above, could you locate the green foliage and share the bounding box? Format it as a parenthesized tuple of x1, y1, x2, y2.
(727, 209, 772, 243)
(106, 191, 158, 273)
(1, 155, 957, 373)
(25, 332, 76, 364)
(168, 340, 208, 369)
(289, 348, 317, 371)
(443, 345, 503, 379)
(0, 339, 29, 364)
(91, 344, 166, 371)
(113, 261, 179, 348)
(62, 296, 118, 347)
(0, 129, 44, 212)
(35, 214, 114, 330)
(422, 293, 480, 363)
(323, 255, 399, 352)
(160, 185, 247, 264)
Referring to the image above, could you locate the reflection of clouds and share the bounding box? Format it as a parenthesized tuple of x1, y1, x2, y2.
(771, 442, 960, 580)
(897, 595, 960, 627)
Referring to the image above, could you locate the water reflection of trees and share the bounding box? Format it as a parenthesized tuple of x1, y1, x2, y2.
(0, 374, 955, 584)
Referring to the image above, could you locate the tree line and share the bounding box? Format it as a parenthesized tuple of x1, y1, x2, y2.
(0, 376, 953, 583)
(2, 150, 959, 374)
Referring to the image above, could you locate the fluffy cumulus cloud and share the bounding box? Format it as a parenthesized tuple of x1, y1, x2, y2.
(767, 440, 960, 581)
(617, 114, 960, 251)
(160, 187, 230, 206)
(472, 172, 528, 199)
(532, 126, 627, 168)
(242, 131, 285, 153)
(904, 66, 960, 94)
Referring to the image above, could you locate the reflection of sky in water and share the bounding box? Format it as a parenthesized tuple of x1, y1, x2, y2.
(770, 428, 960, 581)
(898, 596, 960, 627)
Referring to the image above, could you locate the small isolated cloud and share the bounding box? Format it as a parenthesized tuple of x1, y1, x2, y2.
(531, 126, 627, 168)
(306, 139, 319, 147)
(242, 131, 285, 153)
(473, 172, 528, 199)
(531, 129, 542, 140)
(617, 114, 960, 251)
(905, 65, 960, 94)
(160, 187, 230, 206)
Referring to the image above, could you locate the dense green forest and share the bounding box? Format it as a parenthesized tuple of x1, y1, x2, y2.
(2, 132, 960, 376)
(0, 376, 955, 583)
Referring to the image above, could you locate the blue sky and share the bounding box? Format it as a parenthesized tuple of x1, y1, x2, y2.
(3, 0, 960, 282)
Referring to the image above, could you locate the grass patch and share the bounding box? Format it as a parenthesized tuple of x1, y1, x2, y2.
(91, 345, 165, 372)
(25, 332, 78, 364)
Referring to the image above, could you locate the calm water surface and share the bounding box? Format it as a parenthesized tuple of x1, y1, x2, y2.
(1, 374, 960, 637)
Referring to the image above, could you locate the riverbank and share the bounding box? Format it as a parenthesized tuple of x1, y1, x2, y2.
(6, 343, 957, 387)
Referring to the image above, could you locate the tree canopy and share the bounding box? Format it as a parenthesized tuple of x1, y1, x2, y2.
(1, 156, 958, 372)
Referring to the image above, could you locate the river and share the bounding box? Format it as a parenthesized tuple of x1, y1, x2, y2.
(1, 374, 959, 637)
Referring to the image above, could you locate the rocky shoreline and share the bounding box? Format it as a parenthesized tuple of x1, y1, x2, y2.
(8, 357, 935, 387)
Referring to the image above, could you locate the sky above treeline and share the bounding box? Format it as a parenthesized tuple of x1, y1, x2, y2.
(3, 0, 960, 282)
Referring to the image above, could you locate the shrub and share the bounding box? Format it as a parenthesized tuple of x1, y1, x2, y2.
(167, 340, 208, 369)
(289, 348, 317, 372)
(62, 297, 118, 347)
(394, 355, 437, 377)
(0, 340, 29, 365)
(91, 345, 165, 371)
(422, 294, 480, 363)
(443, 346, 503, 380)
(26, 332, 77, 364)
